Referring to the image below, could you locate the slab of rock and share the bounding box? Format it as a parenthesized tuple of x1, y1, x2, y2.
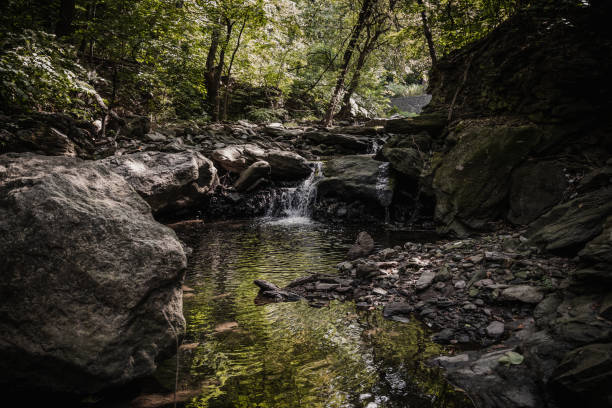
(102, 151, 218, 214)
(501, 285, 544, 304)
(0, 153, 186, 394)
(416, 270, 436, 291)
(383, 302, 413, 318)
(264, 149, 311, 181)
(347, 231, 375, 260)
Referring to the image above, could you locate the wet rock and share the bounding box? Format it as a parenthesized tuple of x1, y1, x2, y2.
(578, 215, 612, 264)
(486, 321, 505, 337)
(234, 160, 271, 192)
(416, 270, 436, 291)
(347, 231, 375, 260)
(0, 153, 186, 394)
(501, 285, 544, 304)
(102, 151, 218, 214)
(302, 131, 370, 154)
(383, 302, 413, 319)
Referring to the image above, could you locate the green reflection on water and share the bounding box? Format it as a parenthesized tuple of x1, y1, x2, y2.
(163, 220, 472, 408)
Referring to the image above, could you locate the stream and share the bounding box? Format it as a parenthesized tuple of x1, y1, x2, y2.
(154, 217, 473, 408)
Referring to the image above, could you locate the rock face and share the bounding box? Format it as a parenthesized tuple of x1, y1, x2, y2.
(102, 151, 218, 215)
(234, 160, 271, 192)
(0, 153, 187, 394)
(431, 121, 543, 234)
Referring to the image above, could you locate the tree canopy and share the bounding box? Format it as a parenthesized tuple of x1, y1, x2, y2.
(1, 0, 569, 125)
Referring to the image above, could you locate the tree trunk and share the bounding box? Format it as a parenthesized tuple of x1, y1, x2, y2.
(322, 0, 374, 126)
(56, 0, 76, 38)
(223, 18, 246, 121)
(205, 22, 222, 121)
(416, 0, 437, 66)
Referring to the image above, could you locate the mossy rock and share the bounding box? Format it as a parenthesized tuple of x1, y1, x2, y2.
(432, 122, 543, 233)
(384, 113, 447, 138)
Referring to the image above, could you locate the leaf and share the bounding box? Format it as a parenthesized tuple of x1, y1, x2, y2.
(498, 351, 524, 365)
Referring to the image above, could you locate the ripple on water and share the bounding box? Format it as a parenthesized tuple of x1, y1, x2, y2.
(157, 219, 473, 408)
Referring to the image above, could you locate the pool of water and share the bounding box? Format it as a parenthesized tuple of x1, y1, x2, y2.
(157, 218, 473, 408)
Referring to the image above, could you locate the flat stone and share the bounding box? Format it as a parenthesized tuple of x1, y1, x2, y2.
(416, 270, 436, 291)
(454, 280, 467, 289)
(383, 302, 413, 317)
(372, 287, 388, 296)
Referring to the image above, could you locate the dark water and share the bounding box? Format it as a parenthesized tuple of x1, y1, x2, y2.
(159, 218, 473, 408)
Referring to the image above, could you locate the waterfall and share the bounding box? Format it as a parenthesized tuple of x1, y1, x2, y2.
(265, 162, 323, 222)
(376, 162, 393, 224)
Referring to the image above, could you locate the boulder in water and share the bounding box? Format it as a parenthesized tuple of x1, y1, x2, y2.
(0, 153, 186, 394)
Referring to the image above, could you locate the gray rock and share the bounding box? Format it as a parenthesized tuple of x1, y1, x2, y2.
(212, 144, 265, 173)
(102, 151, 218, 214)
(416, 270, 436, 291)
(0, 153, 186, 394)
(234, 160, 271, 192)
(552, 342, 612, 399)
(454, 280, 467, 289)
(486, 321, 505, 337)
(501, 285, 544, 304)
(317, 155, 394, 208)
(383, 302, 413, 318)
(264, 149, 311, 181)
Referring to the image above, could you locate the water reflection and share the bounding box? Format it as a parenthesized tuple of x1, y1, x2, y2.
(163, 220, 472, 408)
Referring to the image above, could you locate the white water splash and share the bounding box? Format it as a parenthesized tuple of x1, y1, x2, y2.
(265, 162, 323, 223)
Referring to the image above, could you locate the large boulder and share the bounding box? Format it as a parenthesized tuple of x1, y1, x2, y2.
(0, 153, 186, 394)
(317, 155, 394, 207)
(384, 113, 447, 138)
(212, 144, 265, 174)
(431, 121, 543, 235)
(263, 149, 311, 181)
(302, 131, 371, 154)
(102, 151, 218, 214)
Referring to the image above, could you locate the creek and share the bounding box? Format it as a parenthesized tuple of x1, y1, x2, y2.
(154, 215, 473, 408)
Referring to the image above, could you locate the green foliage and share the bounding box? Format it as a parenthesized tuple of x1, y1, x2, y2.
(246, 107, 287, 123)
(498, 351, 525, 365)
(0, 30, 98, 117)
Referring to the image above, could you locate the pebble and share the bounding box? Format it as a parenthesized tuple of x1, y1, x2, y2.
(486, 321, 505, 337)
(454, 280, 467, 289)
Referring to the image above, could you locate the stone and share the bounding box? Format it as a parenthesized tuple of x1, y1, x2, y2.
(383, 302, 413, 318)
(347, 231, 375, 260)
(501, 285, 544, 304)
(356, 262, 378, 279)
(0, 153, 186, 394)
(212, 144, 265, 173)
(384, 113, 447, 138)
(486, 321, 505, 337)
(454, 280, 467, 289)
(234, 160, 271, 192)
(102, 151, 218, 214)
(416, 270, 436, 291)
(381, 146, 422, 179)
(317, 155, 394, 208)
(264, 149, 312, 181)
(302, 131, 370, 154)
(372, 287, 388, 296)
(578, 215, 612, 264)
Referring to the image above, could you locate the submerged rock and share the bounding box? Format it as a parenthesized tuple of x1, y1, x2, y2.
(0, 153, 186, 394)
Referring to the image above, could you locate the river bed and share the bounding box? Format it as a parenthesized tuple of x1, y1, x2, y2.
(154, 217, 473, 408)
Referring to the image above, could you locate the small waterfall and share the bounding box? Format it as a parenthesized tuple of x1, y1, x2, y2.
(376, 162, 393, 224)
(265, 162, 323, 221)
